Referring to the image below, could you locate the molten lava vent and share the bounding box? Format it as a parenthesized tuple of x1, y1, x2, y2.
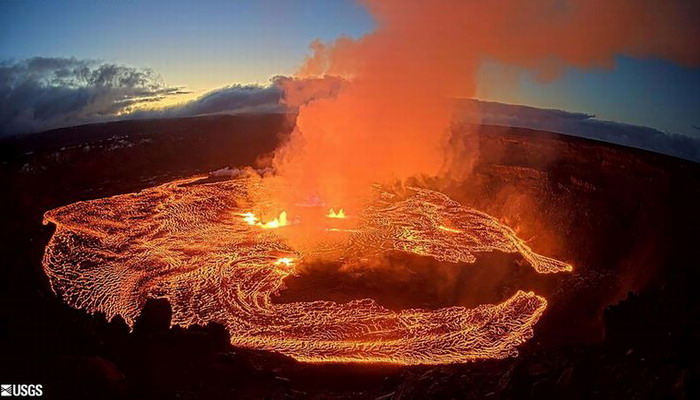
(42, 176, 571, 365)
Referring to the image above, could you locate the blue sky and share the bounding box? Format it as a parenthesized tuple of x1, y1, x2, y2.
(0, 0, 373, 90)
(478, 57, 700, 138)
(1, 0, 699, 137)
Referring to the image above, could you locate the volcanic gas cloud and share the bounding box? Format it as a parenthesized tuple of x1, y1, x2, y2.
(42, 0, 700, 364)
(272, 0, 700, 208)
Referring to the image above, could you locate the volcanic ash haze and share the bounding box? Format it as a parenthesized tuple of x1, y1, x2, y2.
(272, 0, 700, 208)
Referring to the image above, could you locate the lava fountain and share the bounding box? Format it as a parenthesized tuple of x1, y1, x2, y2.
(42, 174, 571, 365)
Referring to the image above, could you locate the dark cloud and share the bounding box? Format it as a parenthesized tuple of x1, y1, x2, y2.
(1, 58, 697, 163)
(0, 57, 186, 136)
(130, 75, 346, 119)
(172, 83, 281, 115)
(126, 75, 349, 123)
(0, 61, 343, 136)
(457, 99, 700, 163)
(130, 81, 284, 120)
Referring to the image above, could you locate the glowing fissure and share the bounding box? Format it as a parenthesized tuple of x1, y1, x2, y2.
(327, 208, 346, 219)
(240, 210, 288, 229)
(42, 176, 571, 365)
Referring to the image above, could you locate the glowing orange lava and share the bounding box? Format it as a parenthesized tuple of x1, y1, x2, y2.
(327, 208, 346, 219)
(240, 210, 288, 229)
(42, 176, 571, 365)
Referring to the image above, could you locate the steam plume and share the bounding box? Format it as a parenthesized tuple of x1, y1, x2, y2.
(273, 0, 700, 207)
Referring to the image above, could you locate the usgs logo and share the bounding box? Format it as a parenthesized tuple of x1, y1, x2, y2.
(0, 384, 43, 397)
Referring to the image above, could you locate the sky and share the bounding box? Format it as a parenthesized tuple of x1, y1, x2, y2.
(0, 0, 373, 91)
(477, 56, 700, 138)
(1, 0, 699, 138)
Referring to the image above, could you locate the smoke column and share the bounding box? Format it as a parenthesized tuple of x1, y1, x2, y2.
(273, 0, 700, 209)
